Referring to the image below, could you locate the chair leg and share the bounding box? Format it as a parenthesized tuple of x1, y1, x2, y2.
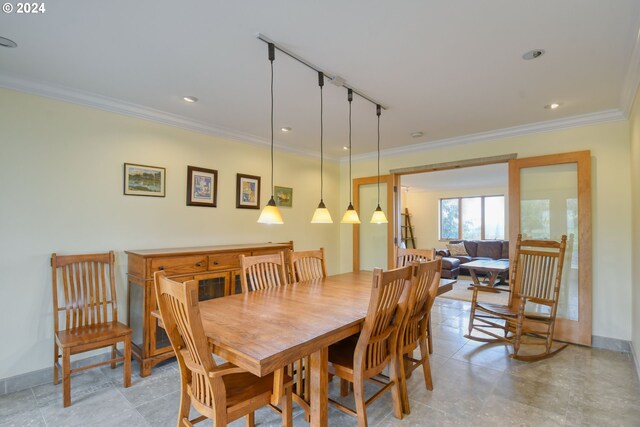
(427, 318, 433, 354)
(419, 336, 433, 391)
(62, 347, 71, 407)
(398, 352, 410, 415)
(353, 374, 367, 427)
(245, 412, 255, 427)
(123, 336, 131, 388)
(53, 342, 59, 385)
(111, 344, 117, 369)
(281, 385, 293, 427)
(340, 378, 349, 396)
(177, 384, 191, 427)
(388, 353, 404, 421)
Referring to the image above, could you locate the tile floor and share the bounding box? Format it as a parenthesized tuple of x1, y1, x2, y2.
(2, 297, 639, 426)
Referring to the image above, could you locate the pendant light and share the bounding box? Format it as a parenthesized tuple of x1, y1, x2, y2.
(370, 104, 388, 224)
(311, 71, 333, 223)
(341, 89, 361, 224)
(257, 43, 284, 224)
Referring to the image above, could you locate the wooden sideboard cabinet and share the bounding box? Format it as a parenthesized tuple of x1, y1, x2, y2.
(126, 241, 293, 377)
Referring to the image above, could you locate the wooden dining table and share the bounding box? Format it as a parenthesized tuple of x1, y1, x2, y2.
(195, 271, 455, 426)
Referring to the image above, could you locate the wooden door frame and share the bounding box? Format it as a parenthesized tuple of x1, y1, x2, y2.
(352, 175, 395, 271)
(508, 150, 592, 345)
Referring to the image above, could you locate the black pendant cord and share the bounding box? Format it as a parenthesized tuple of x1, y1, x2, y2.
(377, 105, 381, 206)
(348, 91, 353, 204)
(319, 74, 324, 202)
(270, 58, 274, 198)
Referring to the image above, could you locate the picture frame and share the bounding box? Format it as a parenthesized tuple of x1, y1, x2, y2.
(236, 173, 261, 209)
(187, 166, 218, 207)
(124, 163, 166, 197)
(274, 186, 293, 208)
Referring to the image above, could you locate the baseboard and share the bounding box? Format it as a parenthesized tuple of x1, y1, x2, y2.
(591, 335, 631, 352)
(632, 341, 640, 383)
(0, 352, 113, 396)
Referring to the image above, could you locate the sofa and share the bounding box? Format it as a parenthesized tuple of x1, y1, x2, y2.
(437, 239, 509, 280)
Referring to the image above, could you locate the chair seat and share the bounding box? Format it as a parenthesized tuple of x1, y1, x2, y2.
(475, 302, 553, 322)
(56, 321, 131, 349)
(328, 334, 359, 372)
(220, 363, 293, 408)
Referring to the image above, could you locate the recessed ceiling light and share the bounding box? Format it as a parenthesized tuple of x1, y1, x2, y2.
(182, 96, 198, 103)
(0, 36, 17, 48)
(343, 146, 349, 150)
(280, 127, 292, 132)
(410, 131, 423, 138)
(523, 49, 545, 60)
(545, 103, 561, 110)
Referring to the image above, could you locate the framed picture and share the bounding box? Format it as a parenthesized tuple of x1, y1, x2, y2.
(236, 173, 261, 209)
(274, 186, 293, 208)
(187, 166, 218, 207)
(124, 163, 165, 197)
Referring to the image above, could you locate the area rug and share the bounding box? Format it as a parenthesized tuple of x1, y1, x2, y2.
(438, 276, 509, 305)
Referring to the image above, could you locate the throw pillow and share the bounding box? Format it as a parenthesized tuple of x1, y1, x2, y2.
(446, 242, 469, 256)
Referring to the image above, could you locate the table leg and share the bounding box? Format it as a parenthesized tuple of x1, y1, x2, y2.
(486, 271, 499, 287)
(310, 347, 328, 427)
(469, 269, 481, 286)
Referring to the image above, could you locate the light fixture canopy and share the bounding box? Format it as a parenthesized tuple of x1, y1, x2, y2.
(258, 42, 284, 224)
(370, 104, 388, 224)
(182, 96, 198, 103)
(311, 71, 333, 223)
(341, 89, 361, 224)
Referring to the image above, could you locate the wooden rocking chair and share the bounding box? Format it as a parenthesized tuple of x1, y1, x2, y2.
(465, 234, 568, 361)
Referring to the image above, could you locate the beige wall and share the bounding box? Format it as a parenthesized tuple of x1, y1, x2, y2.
(630, 85, 640, 372)
(0, 88, 340, 379)
(340, 120, 632, 341)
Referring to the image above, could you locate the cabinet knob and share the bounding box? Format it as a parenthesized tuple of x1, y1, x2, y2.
(158, 266, 165, 271)
(196, 262, 204, 267)
(213, 261, 219, 265)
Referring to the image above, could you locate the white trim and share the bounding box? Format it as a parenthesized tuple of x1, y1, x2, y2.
(348, 109, 626, 162)
(621, 16, 640, 116)
(0, 74, 330, 160)
(633, 341, 640, 383)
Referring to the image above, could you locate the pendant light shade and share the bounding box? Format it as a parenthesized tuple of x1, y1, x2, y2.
(258, 43, 283, 225)
(311, 71, 333, 224)
(370, 104, 388, 224)
(341, 89, 361, 224)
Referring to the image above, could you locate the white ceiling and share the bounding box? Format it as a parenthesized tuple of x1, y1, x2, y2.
(401, 163, 508, 191)
(1, 1, 639, 159)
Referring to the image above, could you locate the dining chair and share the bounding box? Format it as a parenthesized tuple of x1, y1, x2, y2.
(394, 247, 438, 356)
(397, 259, 442, 414)
(465, 234, 568, 361)
(288, 248, 327, 282)
(51, 251, 131, 407)
(394, 247, 436, 268)
(154, 272, 293, 427)
(328, 265, 412, 427)
(240, 252, 288, 293)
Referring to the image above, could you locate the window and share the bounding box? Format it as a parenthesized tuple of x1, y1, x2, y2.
(440, 195, 505, 240)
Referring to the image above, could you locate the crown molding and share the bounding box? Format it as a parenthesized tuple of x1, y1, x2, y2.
(0, 74, 336, 160)
(621, 15, 640, 116)
(347, 109, 626, 162)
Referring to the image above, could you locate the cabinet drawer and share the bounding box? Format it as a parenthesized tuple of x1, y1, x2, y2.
(208, 253, 243, 270)
(151, 255, 207, 276)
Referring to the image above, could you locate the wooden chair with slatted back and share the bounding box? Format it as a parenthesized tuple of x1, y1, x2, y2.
(465, 234, 568, 361)
(288, 248, 327, 282)
(394, 247, 436, 268)
(154, 272, 293, 427)
(328, 266, 412, 427)
(397, 259, 442, 414)
(239, 252, 288, 293)
(51, 251, 131, 407)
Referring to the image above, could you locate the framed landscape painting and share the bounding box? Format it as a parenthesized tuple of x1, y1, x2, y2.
(274, 186, 293, 207)
(187, 166, 218, 207)
(124, 163, 165, 197)
(236, 173, 260, 209)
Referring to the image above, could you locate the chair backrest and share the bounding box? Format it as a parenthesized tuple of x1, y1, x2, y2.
(511, 234, 567, 308)
(400, 259, 442, 350)
(51, 251, 118, 332)
(288, 248, 327, 282)
(154, 272, 219, 411)
(240, 252, 288, 293)
(395, 247, 436, 268)
(355, 266, 412, 375)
